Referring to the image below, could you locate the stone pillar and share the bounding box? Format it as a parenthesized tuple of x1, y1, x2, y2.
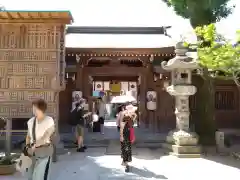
(161, 42, 201, 158)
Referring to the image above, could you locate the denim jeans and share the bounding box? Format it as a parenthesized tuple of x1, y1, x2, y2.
(27, 156, 51, 180)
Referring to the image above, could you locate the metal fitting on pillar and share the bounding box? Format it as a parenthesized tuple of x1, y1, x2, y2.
(76, 54, 80, 63)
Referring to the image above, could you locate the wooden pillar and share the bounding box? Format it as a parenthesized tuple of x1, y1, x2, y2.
(52, 92, 65, 162)
(146, 57, 155, 129)
(86, 74, 93, 112)
(5, 118, 12, 157)
(76, 55, 84, 93)
(139, 73, 147, 127)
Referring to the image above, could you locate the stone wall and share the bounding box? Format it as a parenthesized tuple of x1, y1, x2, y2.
(0, 24, 66, 119)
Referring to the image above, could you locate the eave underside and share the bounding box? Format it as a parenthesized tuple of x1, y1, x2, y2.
(66, 47, 175, 57)
(0, 11, 73, 24)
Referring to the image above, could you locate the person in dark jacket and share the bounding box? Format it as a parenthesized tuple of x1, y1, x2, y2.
(73, 100, 87, 152)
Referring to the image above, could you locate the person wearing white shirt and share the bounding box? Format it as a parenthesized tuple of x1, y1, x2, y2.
(97, 97, 106, 134)
(25, 99, 55, 180)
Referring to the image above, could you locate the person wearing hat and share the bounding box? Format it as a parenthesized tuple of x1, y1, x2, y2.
(75, 99, 87, 152)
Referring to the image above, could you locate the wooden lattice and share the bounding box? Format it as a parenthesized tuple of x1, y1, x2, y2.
(215, 90, 235, 110)
(0, 23, 66, 118)
(0, 51, 57, 61)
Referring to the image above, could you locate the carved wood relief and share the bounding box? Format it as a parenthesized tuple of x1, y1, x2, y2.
(0, 24, 65, 118)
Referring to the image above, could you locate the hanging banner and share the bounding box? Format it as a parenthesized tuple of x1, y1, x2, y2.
(95, 81, 103, 91)
(121, 81, 129, 91)
(104, 81, 110, 90)
(72, 91, 82, 110)
(146, 91, 157, 110)
(129, 82, 137, 91)
(110, 82, 121, 93)
(92, 91, 100, 97)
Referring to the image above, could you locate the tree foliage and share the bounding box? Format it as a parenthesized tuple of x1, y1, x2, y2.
(193, 24, 240, 76)
(162, 0, 234, 27)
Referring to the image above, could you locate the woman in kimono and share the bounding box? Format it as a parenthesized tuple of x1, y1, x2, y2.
(120, 104, 136, 172)
(25, 99, 55, 180)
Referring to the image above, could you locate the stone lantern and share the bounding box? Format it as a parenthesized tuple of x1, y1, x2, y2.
(161, 42, 201, 157)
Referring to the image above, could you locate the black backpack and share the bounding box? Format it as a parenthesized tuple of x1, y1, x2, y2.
(69, 108, 79, 126)
(77, 108, 85, 126)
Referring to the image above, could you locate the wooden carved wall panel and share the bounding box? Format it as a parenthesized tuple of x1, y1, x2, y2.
(7, 76, 50, 89)
(0, 51, 57, 61)
(0, 102, 57, 118)
(0, 64, 7, 77)
(0, 24, 21, 49)
(0, 91, 55, 102)
(0, 23, 65, 118)
(38, 63, 57, 74)
(8, 63, 38, 75)
(0, 24, 59, 49)
(26, 91, 55, 102)
(7, 63, 57, 76)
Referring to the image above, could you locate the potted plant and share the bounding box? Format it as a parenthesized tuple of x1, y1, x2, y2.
(0, 117, 19, 175)
(0, 154, 19, 175)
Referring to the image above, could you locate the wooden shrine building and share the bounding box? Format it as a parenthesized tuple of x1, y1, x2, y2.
(60, 26, 240, 131)
(0, 10, 239, 133)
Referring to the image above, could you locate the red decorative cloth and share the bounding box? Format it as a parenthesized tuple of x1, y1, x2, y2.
(129, 127, 135, 143)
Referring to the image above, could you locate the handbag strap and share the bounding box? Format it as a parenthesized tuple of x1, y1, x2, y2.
(32, 117, 37, 144)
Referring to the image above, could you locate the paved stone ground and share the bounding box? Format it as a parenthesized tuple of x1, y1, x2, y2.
(2, 147, 240, 180)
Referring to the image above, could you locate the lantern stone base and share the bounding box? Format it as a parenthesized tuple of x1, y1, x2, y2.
(170, 145, 201, 158)
(165, 130, 201, 158)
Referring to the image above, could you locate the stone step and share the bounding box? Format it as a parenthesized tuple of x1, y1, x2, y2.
(63, 139, 110, 148)
(169, 152, 202, 158)
(135, 142, 163, 148)
(63, 139, 165, 149)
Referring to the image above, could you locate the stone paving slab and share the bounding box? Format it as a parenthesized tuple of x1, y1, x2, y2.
(2, 147, 240, 180)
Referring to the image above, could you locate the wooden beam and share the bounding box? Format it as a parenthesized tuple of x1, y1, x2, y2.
(84, 67, 146, 76)
(66, 47, 175, 55)
(38, 12, 43, 19)
(30, 12, 39, 18)
(41, 12, 51, 18)
(6, 12, 13, 19)
(17, 12, 24, 19)
(9, 12, 19, 19)
(0, 19, 71, 24)
(27, 12, 32, 18)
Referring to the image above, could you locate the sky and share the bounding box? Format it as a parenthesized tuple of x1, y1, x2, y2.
(1, 0, 239, 48)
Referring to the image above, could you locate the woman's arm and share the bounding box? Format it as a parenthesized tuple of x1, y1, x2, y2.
(116, 113, 121, 126)
(120, 122, 124, 138)
(119, 114, 125, 139)
(132, 113, 137, 123)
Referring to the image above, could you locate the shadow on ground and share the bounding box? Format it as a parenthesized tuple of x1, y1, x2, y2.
(36, 147, 168, 180)
(203, 154, 240, 169)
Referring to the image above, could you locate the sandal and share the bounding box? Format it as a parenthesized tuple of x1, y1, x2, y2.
(125, 165, 130, 173)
